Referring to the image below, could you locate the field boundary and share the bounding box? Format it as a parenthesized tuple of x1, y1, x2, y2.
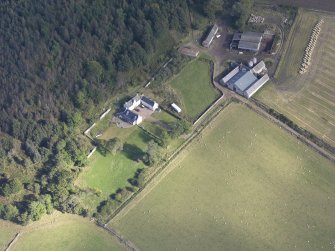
(273, 8, 300, 80)
(248, 97, 335, 162)
(96, 222, 139, 251)
(4, 233, 20, 251)
(106, 99, 231, 224)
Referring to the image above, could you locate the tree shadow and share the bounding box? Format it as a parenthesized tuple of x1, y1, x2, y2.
(138, 130, 154, 144)
(122, 143, 144, 161)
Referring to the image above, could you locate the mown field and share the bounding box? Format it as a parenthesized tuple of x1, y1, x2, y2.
(169, 59, 220, 120)
(275, 9, 320, 81)
(1, 213, 123, 251)
(77, 125, 151, 196)
(256, 10, 335, 147)
(110, 103, 335, 251)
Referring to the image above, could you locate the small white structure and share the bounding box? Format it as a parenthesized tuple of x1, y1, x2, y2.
(100, 108, 111, 120)
(171, 103, 182, 113)
(141, 96, 159, 111)
(248, 60, 254, 68)
(124, 94, 141, 111)
(251, 60, 266, 74)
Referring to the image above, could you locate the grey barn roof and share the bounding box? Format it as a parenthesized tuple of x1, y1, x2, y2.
(232, 71, 258, 92)
(202, 24, 218, 47)
(236, 31, 263, 51)
(221, 66, 240, 84)
(241, 32, 263, 43)
(238, 41, 260, 51)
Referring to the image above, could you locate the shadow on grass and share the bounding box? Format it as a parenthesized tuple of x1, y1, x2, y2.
(138, 130, 154, 144)
(122, 143, 144, 161)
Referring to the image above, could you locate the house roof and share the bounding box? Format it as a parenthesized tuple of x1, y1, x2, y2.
(231, 70, 258, 92)
(124, 94, 141, 109)
(141, 96, 156, 107)
(118, 110, 139, 123)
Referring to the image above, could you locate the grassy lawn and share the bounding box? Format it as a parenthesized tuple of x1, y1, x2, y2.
(8, 213, 123, 251)
(76, 151, 144, 196)
(110, 103, 335, 251)
(256, 10, 335, 147)
(169, 59, 220, 120)
(77, 127, 152, 196)
(275, 9, 320, 81)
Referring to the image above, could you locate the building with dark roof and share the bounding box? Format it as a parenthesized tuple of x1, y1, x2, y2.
(118, 110, 143, 125)
(202, 24, 219, 48)
(230, 32, 263, 52)
(141, 96, 158, 111)
(178, 47, 199, 57)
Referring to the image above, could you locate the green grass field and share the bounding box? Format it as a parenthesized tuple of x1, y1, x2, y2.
(3, 213, 123, 251)
(256, 10, 335, 147)
(110, 103, 335, 251)
(169, 59, 220, 120)
(77, 127, 152, 196)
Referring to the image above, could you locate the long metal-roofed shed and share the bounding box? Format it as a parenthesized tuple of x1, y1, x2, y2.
(202, 24, 218, 48)
(227, 70, 258, 96)
(231, 32, 263, 52)
(244, 74, 270, 98)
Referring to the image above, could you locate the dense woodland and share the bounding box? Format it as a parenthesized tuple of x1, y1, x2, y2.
(0, 0, 252, 224)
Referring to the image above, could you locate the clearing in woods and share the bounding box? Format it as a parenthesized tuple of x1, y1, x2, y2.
(169, 59, 220, 120)
(1, 212, 124, 251)
(109, 103, 335, 251)
(256, 9, 335, 147)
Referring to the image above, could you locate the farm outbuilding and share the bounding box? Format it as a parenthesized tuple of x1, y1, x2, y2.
(202, 24, 219, 48)
(220, 64, 269, 98)
(244, 74, 270, 98)
(171, 103, 182, 113)
(178, 47, 199, 57)
(230, 32, 263, 52)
